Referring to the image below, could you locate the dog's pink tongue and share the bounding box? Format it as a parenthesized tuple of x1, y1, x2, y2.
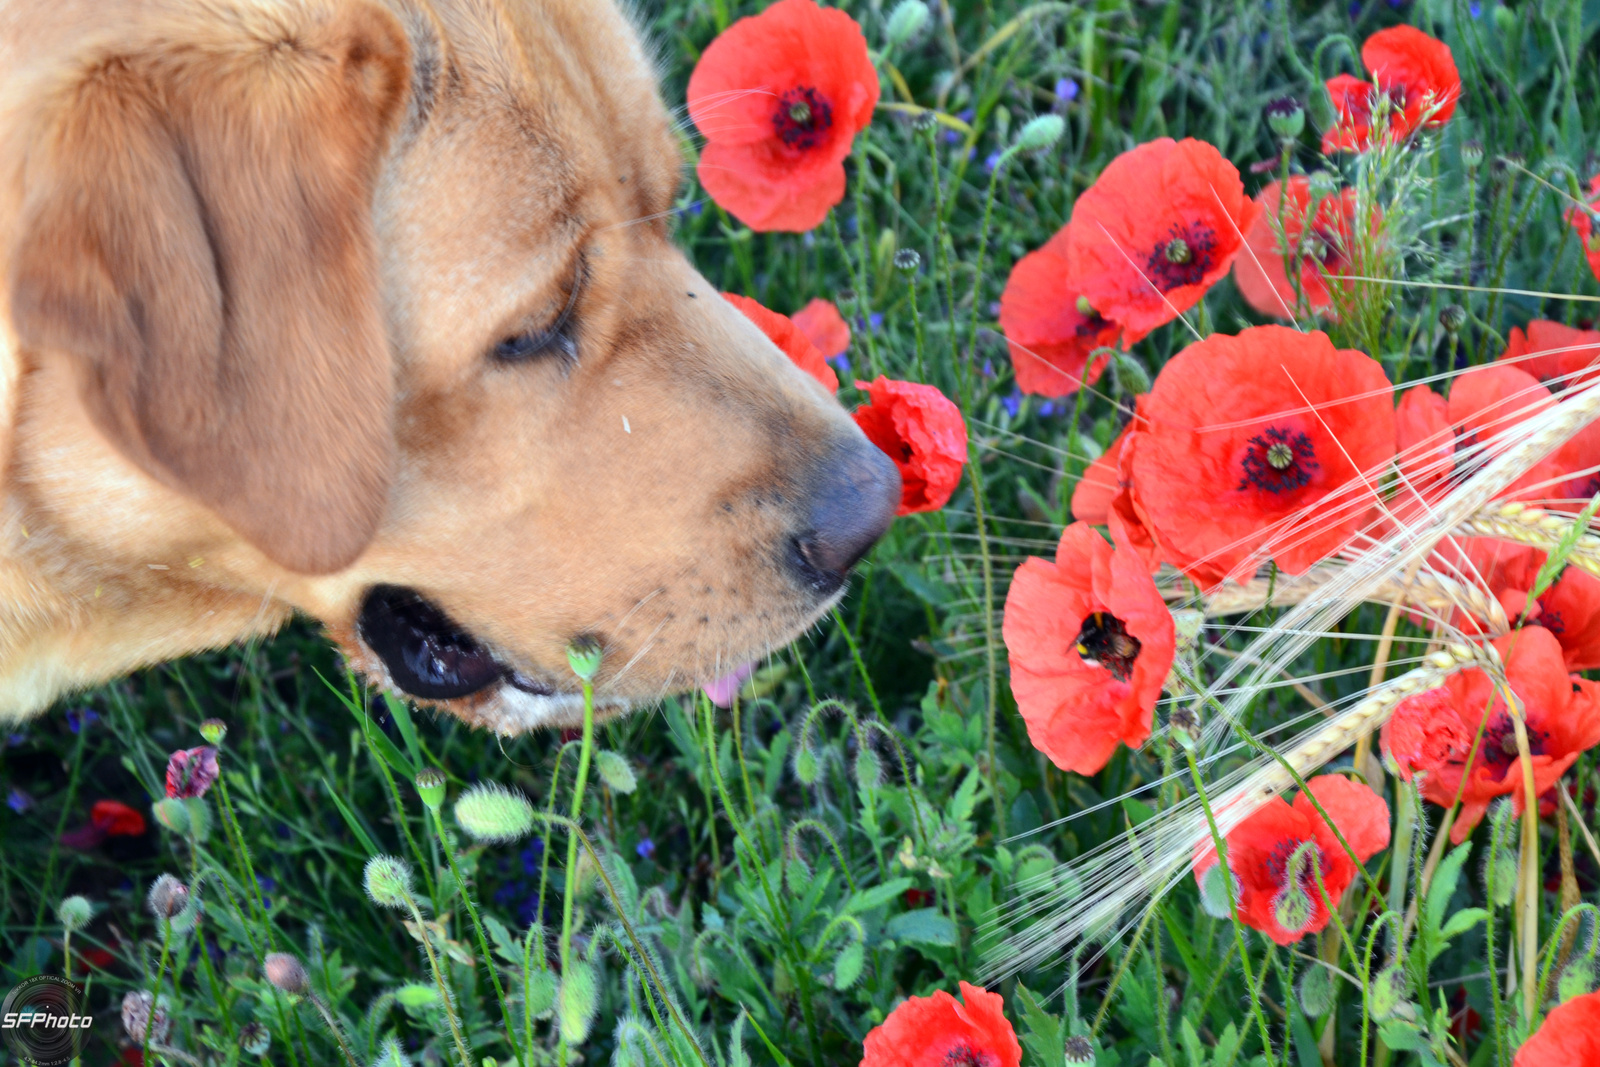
(701, 662, 755, 708)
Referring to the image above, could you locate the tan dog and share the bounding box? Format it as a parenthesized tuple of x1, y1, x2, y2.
(0, 0, 898, 729)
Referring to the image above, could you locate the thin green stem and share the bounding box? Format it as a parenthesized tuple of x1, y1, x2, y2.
(556, 678, 598, 1067)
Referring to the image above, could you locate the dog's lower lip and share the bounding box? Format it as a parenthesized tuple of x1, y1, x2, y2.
(507, 672, 555, 696)
(358, 585, 506, 700)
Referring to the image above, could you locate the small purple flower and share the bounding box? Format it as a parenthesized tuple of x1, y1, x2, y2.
(1039, 401, 1057, 418)
(982, 359, 995, 379)
(5, 732, 27, 747)
(65, 708, 99, 734)
(1054, 78, 1079, 102)
(1000, 392, 1022, 418)
(1469, 0, 1481, 13)
(868, 312, 883, 333)
(520, 839, 545, 876)
(983, 151, 1002, 173)
(164, 746, 220, 799)
(7, 787, 33, 814)
(636, 838, 657, 861)
(828, 354, 853, 376)
(256, 875, 276, 910)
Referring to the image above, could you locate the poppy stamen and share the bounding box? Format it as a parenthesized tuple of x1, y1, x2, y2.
(1144, 222, 1218, 291)
(942, 1045, 996, 1067)
(1238, 426, 1319, 494)
(1075, 610, 1142, 681)
(1164, 237, 1191, 264)
(773, 86, 834, 150)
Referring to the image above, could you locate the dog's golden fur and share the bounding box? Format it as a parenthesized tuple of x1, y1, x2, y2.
(0, 0, 872, 728)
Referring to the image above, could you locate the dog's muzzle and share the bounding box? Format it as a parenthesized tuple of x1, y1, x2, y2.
(357, 585, 552, 700)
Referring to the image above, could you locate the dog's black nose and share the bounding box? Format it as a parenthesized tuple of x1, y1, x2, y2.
(789, 437, 901, 594)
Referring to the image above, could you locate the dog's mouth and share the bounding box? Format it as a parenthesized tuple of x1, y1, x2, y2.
(357, 585, 555, 701)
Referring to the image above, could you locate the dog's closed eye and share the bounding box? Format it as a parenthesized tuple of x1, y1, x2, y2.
(491, 256, 586, 367)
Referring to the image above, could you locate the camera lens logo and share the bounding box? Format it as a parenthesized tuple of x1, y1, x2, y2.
(1, 975, 92, 1065)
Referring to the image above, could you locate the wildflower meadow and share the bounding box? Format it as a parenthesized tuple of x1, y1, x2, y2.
(8, 1, 1600, 1065)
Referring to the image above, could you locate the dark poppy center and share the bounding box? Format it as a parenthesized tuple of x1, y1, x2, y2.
(1074, 610, 1142, 681)
(1265, 837, 1324, 888)
(773, 86, 833, 150)
(1306, 226, 1346, 271)
(943, 1045, 997, 1067)
(1144, 223, 1218, 291)
(1478, 714, 1549, 777)
(1238, 426, 1319, 494)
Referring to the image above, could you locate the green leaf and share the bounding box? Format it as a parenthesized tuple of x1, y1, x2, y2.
(381, 692, 424, 773)
(1012, 983, 1066, 1067)
(1377, 1020, 1427, 1052)
(1179, 1015, 1205, 1067)
(1438, 908, 1489, 943)
(846, 878, 914, 914)
(1425, 842, 1472, 934)
(1122, 796, 1157, 827)
(1211, 1023, 1241, 1067)
(321, 777, 380, 857)
(885, 908, 958, 948)
(833, 940, 864, 989)
(394, 982, 437, 1008)
(1288, 1007, 1321, 1067)
(482, 914, 523, 966)
(949, 767, 983, 824)
(886, 561, 950, 606)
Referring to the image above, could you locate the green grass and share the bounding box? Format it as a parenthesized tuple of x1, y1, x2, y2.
(5, 1, 1600, 1065)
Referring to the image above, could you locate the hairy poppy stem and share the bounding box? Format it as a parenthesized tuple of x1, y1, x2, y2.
(556, 676, 598, 1067)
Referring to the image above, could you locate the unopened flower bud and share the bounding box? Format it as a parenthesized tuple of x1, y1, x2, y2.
(363, 855, 415, 909)
(1368, 964, 1408, 1020)
(1064, 1035, 1094, 1064)
(58, 895, 92, 931)
(1015, 114, 1065, 153)
(1558, 957, 1595, 1002)
(454, 783, 535, 843)
(794, 745, 820, 785)
(894, 248, 922, 274)
(1108, 351, 1150, 396)
(885, 0, 930, 46)
(147, 874, 190, 920)
(152, 797, 191, 834)
(1298, 963, 1336, 1016)
(198, 718, 227, 745)
(239, 1021, 272, 1056)
(558, 960, 599, 1045)
(1264, 96, 1305, 141)
(566, 637, 603, 682)
(854, 746, 883, 791)
(1198, 861, 1237, 919)
(1307, 170, 1339, 201)
(1439, 304, 1467, 333)
(594, 750, 638, 794)
(121, 991, 170, 1044)
(414, 767, 446, 812)
(1461, 140, 1484, 168)
(371, 1036, 411, 1067)
(264, 952, 309, 995)
(1168, 706, 1202, 750)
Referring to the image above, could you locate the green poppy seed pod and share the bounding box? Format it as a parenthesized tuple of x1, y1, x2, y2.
(566, 636, 603, 681)
(1016, 114, 1064, 154)
(152, 797, 191, 835)
(894, 248, 922, 274)
(1271, 883, 1313, 936)
(1075, 295, 1095, 316)
(1307, 170, 1339, 201)
(794, 744, 820, 785)
(370, 1036, 411, 1067)
(1298, 964, 1336, 1016)
(558, 960, 599, 1045)
(1461, 139, 1484, 169)
(239, 1022, 272, 1057)
(1264, 96, 1305, 141)
(57, 895, 92, 931)
(1558, 957, 1595, 1002)
(1439, 304, 1467, 333)
(885, 0, 929, 46)
(913, 109, 939, 134)
(147, 873, 190, 920)
(1368, 964, 1408, 1020)
(198, 718, 227, 745)
(1198, 861, 1237, 919)
(854, 746, 883, 791)
(454, 783, 535, 843)
(594, 750, 638, 794)
(526, 969, 558, 1019)
(1108, 351, 1151, 396)
(1064, 1035, 1094, 1064)
(363, 855, 415, 909)
(414, 767, 446, 812)
(263, 952, 309, 995)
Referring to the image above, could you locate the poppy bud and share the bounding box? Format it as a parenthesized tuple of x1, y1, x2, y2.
(1015, 114, 1065, 153)
(147, 873, 190, 920)
(885, 0, 930, 47)
(264, 952, 309, 995)
(1198, 860, 1237, 919)
(121, 991, 170, 1044)
(364, 855, 415, 909)
(239, 1021, 272, 1056)
(526, 969, 558, 1019)
(1271, 882, 1313, 936)
(1460, 140, 1484, 168)
(198, 718, 227, 745)
(1558, 957, 1595, 1002)
(1298, 963, 1336, 1016)
(833, 939, 864, 989)
(595, 750, 638, 794)
(185, 797, 211, 843)
(794, 743, 820, 785)
(152, 797, 191, 835)
(454, 783, 535, 843)
(371, 1036, 410, 1067)
(1168, 706, 1202, 750)
(1064, 1035, 1094, 1064)
(894, 248, 922, 274)
(57, 895, 92, 931)
(566, 637, 603, 681)
(1368, 964, 1409, 1020)
(854, 746, 883, 791)
(1439, 304, 1467, 333)
(1307, 170, 1339, 201)
(558, 960, 599, 1044)
(1108, 350, 1151, 396)
(414, 767, 446, 812)
(1264, 97, 1305, 141)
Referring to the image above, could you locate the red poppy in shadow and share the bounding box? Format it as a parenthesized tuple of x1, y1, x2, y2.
(1420, 627, 1600, 842)
(1065, 138, 1259, 344)
(1382, 687, 1471, 782)
(1322, 27, 1460, 152)
(1499, 320, 1600, 388)
(1000, 221, 1121, 396)
(723, 292, 839, 391)
(1124, 326, 1395, 587)
(686, 0, 878, 232)
(62, 799, 148, 850)
(1430, 535, 1600, 673)
(860, 981, 1021, 1067)
(789, 297, 851, 359)
(1565, 175, 1600, 284)
(1513, 990, 1600, 1066)
(1193, 774, 1389, 945)
(852, 377, 968, 514)
(1003, 520, 1175, 775)
(1233, 177, 1364, 319)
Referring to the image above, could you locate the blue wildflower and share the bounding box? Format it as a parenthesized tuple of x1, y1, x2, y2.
(868, 312, 883, 333)
(636, 838, 656, 861)
(983, 151, 1002, 173)
(1054, 78, 1078, 102)
(828, 354, 853, 376)
(520, 839, 545, 876)
(1039, 401, 1057, 417)
(65, 708, 98, 734)
(7, 788, 33, 814)
(1000, 392, 1022, 418)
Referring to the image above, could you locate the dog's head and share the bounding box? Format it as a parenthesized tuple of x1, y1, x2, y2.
(3, 0, 898, 729)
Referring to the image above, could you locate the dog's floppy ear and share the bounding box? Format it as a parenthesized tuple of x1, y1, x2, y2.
(8, 3, 410, 574)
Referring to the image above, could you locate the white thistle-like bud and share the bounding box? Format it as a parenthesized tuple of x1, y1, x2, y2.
(885, 0, 929, 46)
(454, 783, 535, 843)
(363, 855, 415, 909)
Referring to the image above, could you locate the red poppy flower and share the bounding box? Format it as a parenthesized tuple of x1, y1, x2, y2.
(1433, 536, 1600, 671)
(1382, 687, 1471, 782)
(859, 981, 1021, 1067)
(1322, 27, 1460, 152)
(1447, 364, 1571, 500)
(90, 799, 146, 837)
(1003, 521, 1175, 775)
(1000, 221, 1120, 396)
(1513, 990, 1600, 1066)
(686, 0, 878, 232)
(1233, 177, 1365, 319)
(1065, 139, 1260, 344)
(1071, 413, 1141, 525)
(1123, 326, 1395, 587)
(852, 377, 967, 515)
(165, 746, 220, 800)
(1499, 320, 1600, 387)
(1564, 175, 1600, 284)
(1395, 384, 1454, 494)
(1194, 774, 1389, 945)
(1420, 627, 1600, 842)
(789, 297, 850, 359)
(723, 292, 839, 391)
